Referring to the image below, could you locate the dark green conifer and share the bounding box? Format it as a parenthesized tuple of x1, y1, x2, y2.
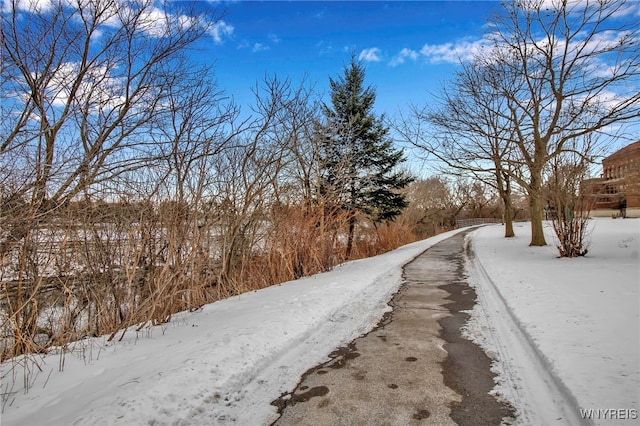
(318, 57, 413, 257)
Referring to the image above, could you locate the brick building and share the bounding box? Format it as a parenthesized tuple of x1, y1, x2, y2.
(583, 141, 640, 217)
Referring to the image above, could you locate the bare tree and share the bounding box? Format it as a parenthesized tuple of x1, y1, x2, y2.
(545, 151, 595, 257)
(263, 76, 322, 207)
(481, 0, 640, 246)
(125, 65, 240, 328)
(207, 75, 316, 291)
(399, 60, 520, 237)
(0, 0, 227, 357)
(1, 0, 223, 248)
(401, 0, 639, 246)
(400, 177, 464, 237)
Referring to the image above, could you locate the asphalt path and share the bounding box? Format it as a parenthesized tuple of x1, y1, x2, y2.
(270, 230, 515, 425)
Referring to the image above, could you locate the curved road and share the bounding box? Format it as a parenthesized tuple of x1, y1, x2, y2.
(271, 230, 515, 425)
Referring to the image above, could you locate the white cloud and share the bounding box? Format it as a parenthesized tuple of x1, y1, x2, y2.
(609, 1, 640, 18)
(382, 2, 638, 74)
(389, 48, 418, 67)
(1, 0, 56, 13)
(135, 6, 173, 38)
(252, 43, 269, 52)
(574, 89, 639, 115)
(568, 30, 635, 57)
(518, 0, 638, 18)
(31, 61, 126, 113)
(209, 20, 234, 44)
(343, 44, 356, 53)
(5, 0, 224, 42)
(316, 40, 334, 56)
(268, 33, 281, 44)
(358, 47, 382, 62)
(420, 37, 489, 64)
(519, 0, 582, 12)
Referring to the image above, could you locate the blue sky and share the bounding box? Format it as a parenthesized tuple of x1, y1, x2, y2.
(4, 0, 637, 164)
(191, 1, 503, 117)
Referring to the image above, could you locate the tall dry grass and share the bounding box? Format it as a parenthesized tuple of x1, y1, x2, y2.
(1, 200, 419, 368)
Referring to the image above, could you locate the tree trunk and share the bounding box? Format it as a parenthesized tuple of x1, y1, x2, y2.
(345, 214, 356, 259)
(499, 173, 514, 238)
(528, 190, 547, 246)
(503, 195, 515, 238)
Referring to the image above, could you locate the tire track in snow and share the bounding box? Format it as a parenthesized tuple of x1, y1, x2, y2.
(463, 233, 592, 426)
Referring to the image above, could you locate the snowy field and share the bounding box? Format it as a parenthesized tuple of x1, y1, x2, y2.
(466, 218, 639, 425)
(1, 219, 638, 425)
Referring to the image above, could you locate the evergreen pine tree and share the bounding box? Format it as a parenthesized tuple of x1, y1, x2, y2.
(318, 57, 413, 258)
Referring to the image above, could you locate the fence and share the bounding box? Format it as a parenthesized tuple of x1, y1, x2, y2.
(455, 218, 503, 228)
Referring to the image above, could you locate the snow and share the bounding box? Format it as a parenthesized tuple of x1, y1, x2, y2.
(1, 219, 638, 425)
(464, 218, 640, 425)
(0, 230, 461, 425)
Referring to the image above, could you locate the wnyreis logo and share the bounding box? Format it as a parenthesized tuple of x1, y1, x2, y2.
(580, 408, 638, 421)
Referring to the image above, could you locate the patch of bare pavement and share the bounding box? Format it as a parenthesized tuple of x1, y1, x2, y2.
(270, 230, 515, 425)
